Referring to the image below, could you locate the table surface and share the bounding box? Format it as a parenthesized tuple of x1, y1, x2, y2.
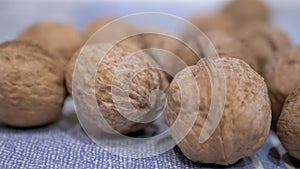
(0, 97, 300, 169)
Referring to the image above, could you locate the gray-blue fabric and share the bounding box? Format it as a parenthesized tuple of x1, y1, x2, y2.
(0, 100, 299, 169)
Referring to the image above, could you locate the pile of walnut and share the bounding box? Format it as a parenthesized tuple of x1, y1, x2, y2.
(0, 0, 299, 166)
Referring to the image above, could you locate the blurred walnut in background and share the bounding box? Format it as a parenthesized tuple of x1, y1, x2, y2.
(83, 18, 140, 45)
(18, 22, 83, 63)
(189, 14, 238, 34)
(83, 17, 115, 40)
(200, 31, 259, 71)
(236, 23, 291, 74)
(139, 33, 199, 77)
(263, 46, 300, 121)
(222, 0, 270, 25)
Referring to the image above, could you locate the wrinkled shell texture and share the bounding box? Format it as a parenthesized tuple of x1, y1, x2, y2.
(66, 43, 169, 134)
(190, 14, 237, 34)
(236, 24, 291, 73)
(0, 41, 66, 127)
(222, 0, 269, 24)
(164, 57, 271, 165)
(277, 87, 300, 160)
(18, 22, 83, 63)
(263, 46, 300, 120)
(202, 31, 259, 72)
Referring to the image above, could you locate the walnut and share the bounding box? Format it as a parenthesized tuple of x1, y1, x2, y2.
(65, 42, 169, 134)
(277, 86, 300, 160)
(138, 33, 199, 78)
(84, 18, 115, 40)
(188, 14, 238, 34)
(263, 46, 300, 120)
(18, 22, 83, 63)
(83, 18, 139, 45)
(202, 31, 259, 71)
(236, 23, 291, 73)
(164, 57, 271, 165)
(222, 0, 270, 25)
(0, 41, 66, 127)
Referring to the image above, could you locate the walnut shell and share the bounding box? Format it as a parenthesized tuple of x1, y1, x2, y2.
(277, 86, 300, 160)
(0, 41, 66, 127)
(164, 57, 271, 165)
(65, 42, 169, 134)
(222, 0, 270, 24)
(139, 33, 180, 54)
(236, 24, 291, 73)
(263, 46, 300, 120)
(201, 31, 259, 71)
(84, 18, 115, 40)
(84, 18, 139, 45)
(18, 22, 83, 63)
(189, 14, 238, 34)
(138, 33, 199, 77)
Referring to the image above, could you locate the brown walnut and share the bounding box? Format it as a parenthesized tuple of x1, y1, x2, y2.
(0, 41, 66, 127)
(18, 22, 83, 63)
(222, 0, 270, 25)
(235, 23, 291, 74)
(263, 46, 300, 120)
(65, 42, 169, 134)
(277, 86, 300, 160)
(164, 57, 271, 165)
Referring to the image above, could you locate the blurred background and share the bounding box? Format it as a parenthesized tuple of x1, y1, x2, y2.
(0, 0, 300, 44)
